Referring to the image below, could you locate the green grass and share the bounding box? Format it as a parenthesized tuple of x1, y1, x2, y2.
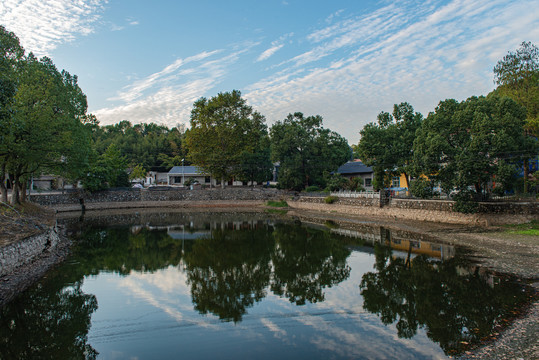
(504, 220, 539, 236)
(266, 200, 288, 208)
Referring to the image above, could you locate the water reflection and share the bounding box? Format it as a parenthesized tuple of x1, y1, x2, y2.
(0, 212, 533, 359)
(360, 242, 530, 356)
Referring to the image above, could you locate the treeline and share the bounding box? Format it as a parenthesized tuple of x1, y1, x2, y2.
(0, 26, 351, 203)
(355, 41, 538, 210)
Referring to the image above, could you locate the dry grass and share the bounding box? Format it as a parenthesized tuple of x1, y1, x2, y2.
(0, 202, 55, 247)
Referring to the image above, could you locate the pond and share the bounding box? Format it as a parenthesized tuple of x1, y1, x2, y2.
(0, 211, 532, 359)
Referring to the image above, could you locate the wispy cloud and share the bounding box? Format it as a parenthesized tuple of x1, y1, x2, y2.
(0, 0, 106, 56)
(95, 46, 252, 126)
(256, 33, 294, 62)
(245, 0, 539, 143)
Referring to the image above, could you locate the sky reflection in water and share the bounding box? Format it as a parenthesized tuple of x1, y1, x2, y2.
(0, 212, 531, 359)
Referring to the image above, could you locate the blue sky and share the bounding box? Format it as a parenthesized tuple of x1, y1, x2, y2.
(1, 0, 538, 143)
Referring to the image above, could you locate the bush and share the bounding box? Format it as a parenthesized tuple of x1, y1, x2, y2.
(266, 200, 288, 207)
(452, 190, 479, 214)
(409, 178, 434, 199)
(324, 195, 338, 204)
(347, 177, 365, 192)
(305, 185, 321, 192)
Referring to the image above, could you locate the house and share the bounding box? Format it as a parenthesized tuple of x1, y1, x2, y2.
(336, 160, 374, 190)
(146, 166, 171, 186)
(167, 166, 214, 187)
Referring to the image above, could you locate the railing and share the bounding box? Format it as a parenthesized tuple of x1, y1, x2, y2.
(330, 190, 380, 199)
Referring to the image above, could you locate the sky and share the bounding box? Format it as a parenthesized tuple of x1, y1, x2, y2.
(1, 0, 538, 144)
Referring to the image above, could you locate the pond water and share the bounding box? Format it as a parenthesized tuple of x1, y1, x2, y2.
(0, 212, 532, 359)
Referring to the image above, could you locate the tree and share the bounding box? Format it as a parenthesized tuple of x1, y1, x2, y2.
(413, 96, 534, 198)
(492, 41, 539, 192)
(270, 112, 350, 190)
(184, 90, 268, 187)
(356, 103, 423, 191)
(0, 26, 24, 202)
(3, 53, 92, 204)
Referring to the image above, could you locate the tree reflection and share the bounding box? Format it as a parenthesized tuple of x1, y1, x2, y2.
(184, 225, 274, 322)
(271, 224, 351, 305)
(75, 227, 184, 275)
(360, 242, 530, 355)
(0, 279, 98, 359)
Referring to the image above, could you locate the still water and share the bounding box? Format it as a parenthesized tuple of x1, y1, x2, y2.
(0, 212, 531, 359)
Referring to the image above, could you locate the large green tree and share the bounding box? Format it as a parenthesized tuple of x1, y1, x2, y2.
(2, 51, 92, 204)
(270, 112, 350, 190)
(492, 41, 539, 192)
(184, 90, 269, 186)
(413, 95, 534, 196)
(356, 103, 423, 190)
(0, 26, 24, 202)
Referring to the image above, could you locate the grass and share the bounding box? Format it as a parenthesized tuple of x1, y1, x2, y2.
(504, 220, 539, 236)
(266, 200, 288, 208)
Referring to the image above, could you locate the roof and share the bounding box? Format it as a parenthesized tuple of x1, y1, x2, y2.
(168, 166, 207, 175)
(337, 161, 373, 175)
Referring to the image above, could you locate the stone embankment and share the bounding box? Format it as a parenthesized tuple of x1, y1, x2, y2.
(0, 225, 71, 306)
(290, 196, 538, 225)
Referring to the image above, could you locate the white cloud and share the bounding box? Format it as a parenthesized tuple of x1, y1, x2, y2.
(257, 44, 284, 62)
(245, 0, 539, 144)
(0, 0, 106, 56)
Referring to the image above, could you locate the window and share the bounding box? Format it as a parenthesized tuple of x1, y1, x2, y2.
(392, 177, 400, 188)
(364, 178, 372, 187)
(205, 176, 211, 183)
(174, 176, 182, 184)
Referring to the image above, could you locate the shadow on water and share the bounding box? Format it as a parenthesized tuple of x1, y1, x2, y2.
(0, 211, 534, 359)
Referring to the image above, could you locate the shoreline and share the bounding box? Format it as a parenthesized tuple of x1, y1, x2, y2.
(0, 200, 537, 359)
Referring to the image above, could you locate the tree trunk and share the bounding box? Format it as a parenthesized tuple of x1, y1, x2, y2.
(0, 164, 7, 203)
(20, 180, 27, 203)
(11, 180, 20, 205)
(523, 158, 529, 193)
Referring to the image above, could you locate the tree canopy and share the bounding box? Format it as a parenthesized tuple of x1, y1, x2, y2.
(270, 112, 350, 191)
(356, 103, 423, 190)
(412, 95, 534, 196)
(184, 90, 270, 186)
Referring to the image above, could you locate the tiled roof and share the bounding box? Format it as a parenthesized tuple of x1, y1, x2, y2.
(168, 166, 206, 175)
(337, 161, 373, 175)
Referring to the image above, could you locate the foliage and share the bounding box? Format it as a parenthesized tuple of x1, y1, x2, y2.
(82, 144, 129, 191)
(237, 146, 273, 185)
(409, 178, 435, 199)
(324, 195, 338, 204)
(452, 190, 479, 214)
(305, 185, 321, 192)
(270, 112, 350, 191)
(92, 121, 185, 169)
(347, 177, 365, 192)
(129, 164, 147, 181)
(356, 103, 423, 190)
(413, 95, 535, 196)
(266, 200, 288, 207)
(493, 41, 539, 136)
(0, 36, 93, 204)
(184, 90, 269, 186)
(324, 173, 348, 191)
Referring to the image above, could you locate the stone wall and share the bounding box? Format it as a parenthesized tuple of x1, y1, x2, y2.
(0, 227, 60, 277)
(292, 196, 538, 225)
(30, 188, 282, 206)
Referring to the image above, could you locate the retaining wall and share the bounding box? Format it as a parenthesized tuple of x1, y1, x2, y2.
(0, 227, 61, 277)
(29, 188, 282, 206)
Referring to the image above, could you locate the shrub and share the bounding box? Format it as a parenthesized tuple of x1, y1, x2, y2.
(409, 178, 434, 199)
(305, 185, 321, 192)
(452, 190, 479, 214)
(266, 200, 288, 207)
(324, 195, 338, 204)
